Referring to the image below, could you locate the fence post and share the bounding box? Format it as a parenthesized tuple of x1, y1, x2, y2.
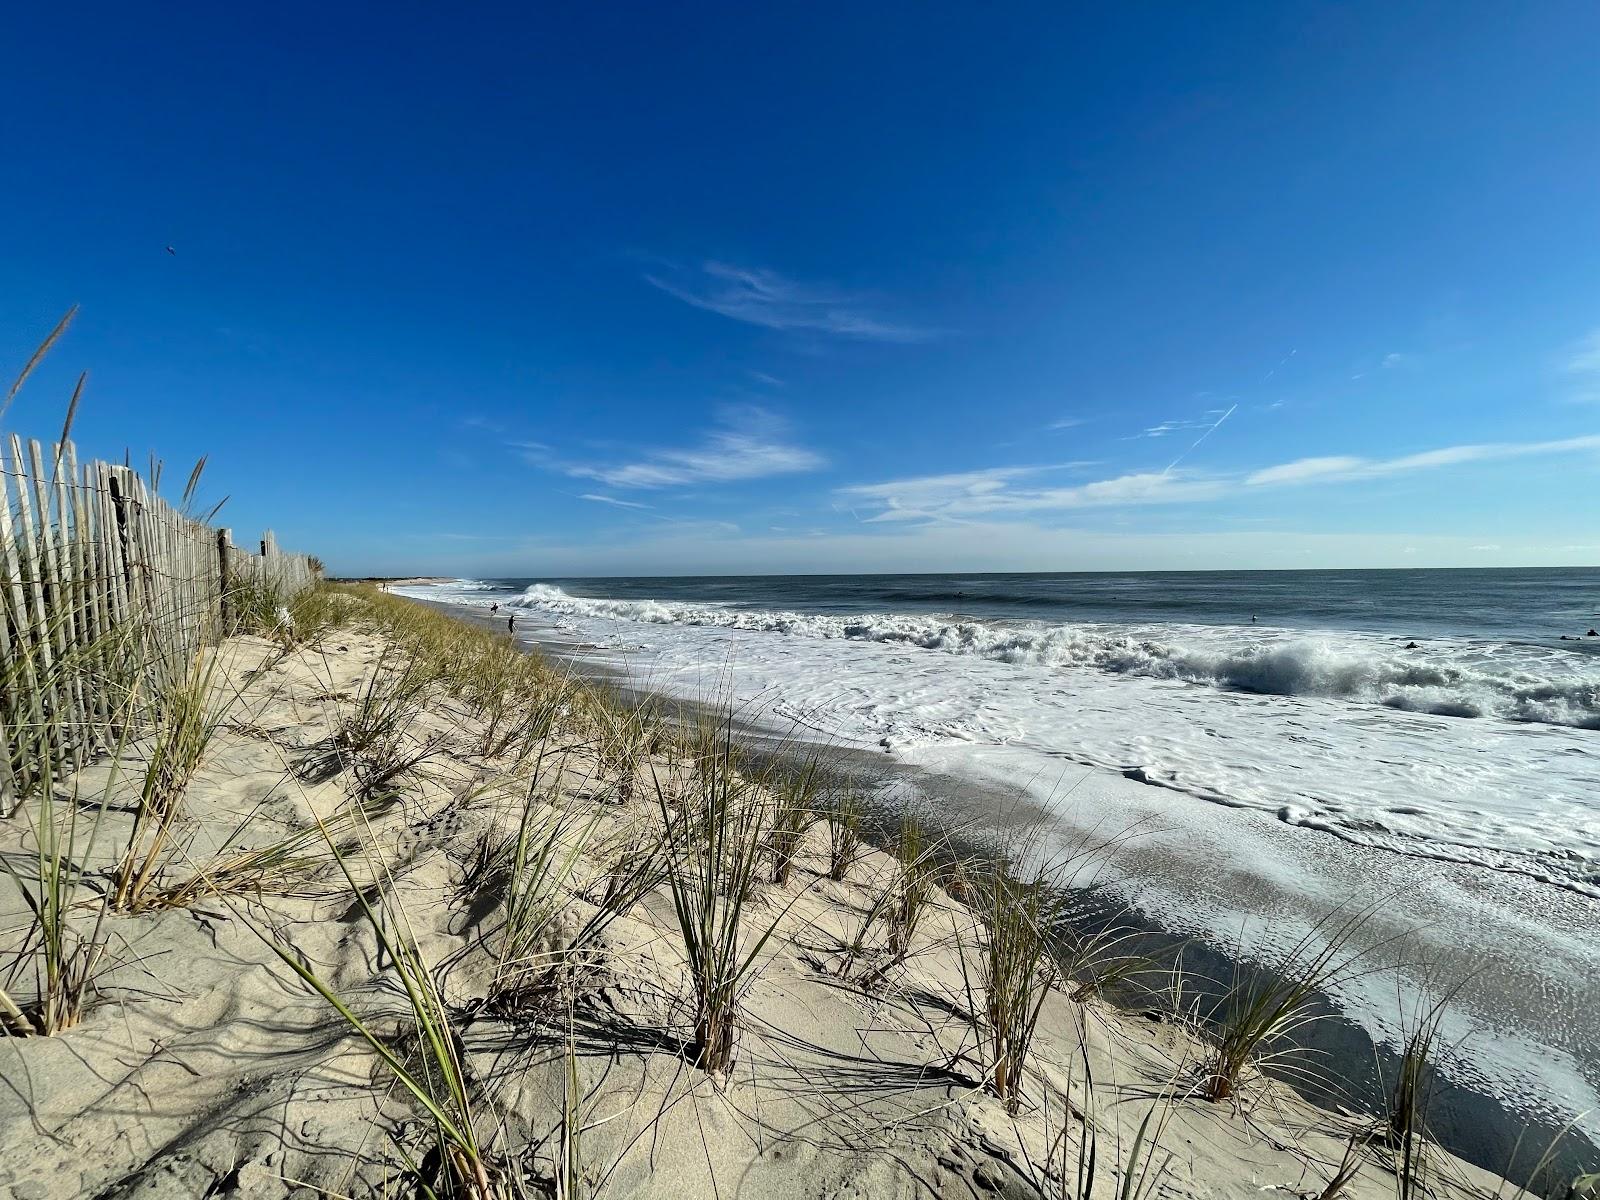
(216, 527, 233, 632)
(260, 529, 276, 558)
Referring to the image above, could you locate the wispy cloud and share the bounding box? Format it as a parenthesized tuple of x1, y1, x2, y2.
(1048, 417, 1087, 431)
(645, 261, 932, 342)
(842, 433, 1600, 523)
(1566, 328, 1600, 403)
(579, 493, 654, 511)
(1133, 407, 1234, 439)
(1244, 435, 1600, 486)
(523, 407, 825, 490)
(841, 465, 1057, 523)
(840, 464, 1223, 522)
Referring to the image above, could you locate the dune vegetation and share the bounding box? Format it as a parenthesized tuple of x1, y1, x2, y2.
(1, 567, 1590, 1199)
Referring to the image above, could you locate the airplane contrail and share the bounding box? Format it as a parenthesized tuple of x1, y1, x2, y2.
(1165, 402, 1237, 474)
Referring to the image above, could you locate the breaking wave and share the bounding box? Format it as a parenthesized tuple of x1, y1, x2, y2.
(509, 585, 1600, 729)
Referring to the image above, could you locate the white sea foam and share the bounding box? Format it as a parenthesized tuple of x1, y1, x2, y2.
(506, 583, 1600, 729)
(398, 580, 1600, 893)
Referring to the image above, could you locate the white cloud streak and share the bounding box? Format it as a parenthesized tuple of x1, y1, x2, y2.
(579, 493, 654, 511)
(842, 433, 1600, 523)
(645, 261, 931, 342)
(525, 408, 825, 491)
(1567, 328, 1600, 403)
(1243, 435, 1600, 486)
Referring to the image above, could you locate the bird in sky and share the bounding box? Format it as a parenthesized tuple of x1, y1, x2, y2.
(165, 245, 176, 255)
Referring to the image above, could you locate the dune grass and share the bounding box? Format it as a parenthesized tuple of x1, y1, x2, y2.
(3, 563, 1577, 1194)
(488, 751, 604, 1002)
(765, 755, 819, 886)
(254, 819, 504, 1198)
(1383, 981, 1468, 1200)
(824, 788, 863, 882)
(112, 645, 234, 912)
(651, 713, 792, 1074)
(970, 859, 1062, 1113)
(0, 751, 113, 1035)
(885, 809, 938, 967)
(1198, 905, 1382, 1104)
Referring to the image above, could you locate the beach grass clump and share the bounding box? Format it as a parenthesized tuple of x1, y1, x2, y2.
(112, 647, 232, 911)
(1199, 906, 1376, 1103)
(256, 827, 505, 1198)
(587, 692, 659, 806)
(766, 756, 820, 886)
(489, 756, 601, 1001)
(278, 581, 345, 649)
(297, 646, 440, 795)
(653, 714, 788, 1074)
(465, 640, 566, 760)
(234, 578, 347, 652)
(1382, 984, 1462, 1200)
(824, 789, 864, 882)
(0, 754, 113, 1036)
(841, 806, 942, 979)
(971, 860, 1062, 1113)
(0, 594, 130, 1033)
(227, 576, 288, 638)
(886, 810, 938, 966)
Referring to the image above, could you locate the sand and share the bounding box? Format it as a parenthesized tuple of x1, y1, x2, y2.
(0, 620, 1533, 1199)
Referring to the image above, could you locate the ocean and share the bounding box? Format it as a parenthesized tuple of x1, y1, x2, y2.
(397, 568, 1600, 1157)
(407, 568, 1600, 892)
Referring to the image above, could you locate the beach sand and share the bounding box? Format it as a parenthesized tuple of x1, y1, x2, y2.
(0, 602, 1543, 1199)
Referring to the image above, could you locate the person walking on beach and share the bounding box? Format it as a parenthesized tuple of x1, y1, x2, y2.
(507, 615, 516, 634)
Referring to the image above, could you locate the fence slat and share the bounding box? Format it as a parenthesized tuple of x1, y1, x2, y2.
(0, 447, 320, 815)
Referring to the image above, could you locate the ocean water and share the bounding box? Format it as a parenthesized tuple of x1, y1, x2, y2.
(404, 569, 1600, 895)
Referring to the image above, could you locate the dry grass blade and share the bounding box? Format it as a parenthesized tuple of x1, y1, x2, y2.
(2, 305, 77, 422)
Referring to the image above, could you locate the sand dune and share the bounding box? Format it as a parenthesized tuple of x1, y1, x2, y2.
(0, 596, 1539, 1199)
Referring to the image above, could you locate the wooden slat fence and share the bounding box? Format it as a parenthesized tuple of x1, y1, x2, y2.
(0, 436, 320, 816)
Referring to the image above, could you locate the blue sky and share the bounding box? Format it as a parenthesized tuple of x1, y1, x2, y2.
(3, 2, 1598, 576)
